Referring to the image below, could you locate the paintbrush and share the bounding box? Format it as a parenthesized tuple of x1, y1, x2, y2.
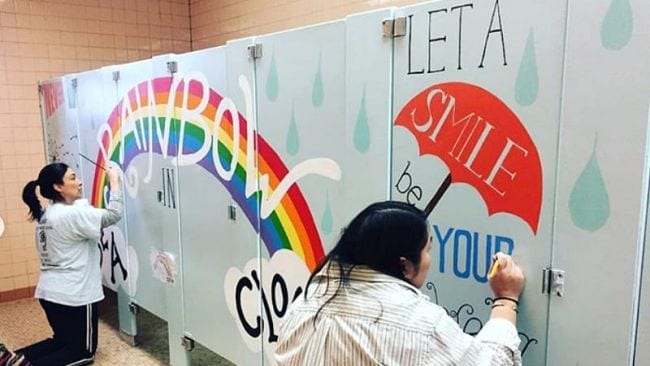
(78, 152, 107, 171)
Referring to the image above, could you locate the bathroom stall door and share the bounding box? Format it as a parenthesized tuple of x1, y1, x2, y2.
(75, 68, 137, 338)
(249, 8, 394, 364)
(251, 18, 348, 366)
(391, 1, 568, 364)
(547, 0, 650, 364)
(173, 43, 263, 366)
(114, 57, 181, 323)
(251, 18, 347, 366)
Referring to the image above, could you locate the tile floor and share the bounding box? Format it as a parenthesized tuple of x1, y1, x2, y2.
(0, 294, 234, 366)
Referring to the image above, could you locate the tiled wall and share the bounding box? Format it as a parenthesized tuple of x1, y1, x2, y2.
(0, 0, 190, 302)
(190, 0, 425, 50)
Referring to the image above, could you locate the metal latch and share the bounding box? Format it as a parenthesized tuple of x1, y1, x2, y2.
(228, 204, 237, 221)
(181, 333, 195, 351)
(382, 17, 407, 38)
(167, 61, 178, 74)
(542, 267, 565, 297)
(247, 43, 263, 59)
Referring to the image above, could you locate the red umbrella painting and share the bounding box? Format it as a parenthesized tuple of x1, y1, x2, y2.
(395, 82, 542, 234)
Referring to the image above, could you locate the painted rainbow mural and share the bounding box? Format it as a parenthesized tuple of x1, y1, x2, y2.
(90, 76, 324, 270)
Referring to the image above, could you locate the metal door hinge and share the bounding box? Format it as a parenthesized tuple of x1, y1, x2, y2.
(181, 333, 195, 351)
(247, 43, 263, 59)
(128, 302, 140, 315)
(167, 61, 178, 74)
(542, 267, 565, 297)
(382, 17, 407, 38)
(112, 71, 120, 82)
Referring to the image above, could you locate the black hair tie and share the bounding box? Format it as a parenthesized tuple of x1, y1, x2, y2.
(493, 296, 519, 305)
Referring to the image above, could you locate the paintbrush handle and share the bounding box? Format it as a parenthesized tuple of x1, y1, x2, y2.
(78, 153, 107, 171)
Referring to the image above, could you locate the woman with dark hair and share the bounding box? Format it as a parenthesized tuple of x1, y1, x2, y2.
(275, 201, 525, 365)
(7, 162, 122, 366)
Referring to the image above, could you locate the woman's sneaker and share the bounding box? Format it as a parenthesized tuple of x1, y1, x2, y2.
(5, 353, 30, 366)
(0, 344, 13, 366)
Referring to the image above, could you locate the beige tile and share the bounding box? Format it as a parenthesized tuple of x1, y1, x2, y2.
(13, 275, 28, 288)
(0, 142, 15, 154)
(21, 222, 36, 236)
(15, 14, 31, 28)
(2, 41, 21, 57)
(88, 33, 102, 47)
(0, 250, 12, 266)
(1, 13, 18, 28)
(29, 15, 49, 31)
(83, 5, 101, 21)
(30, 2, 49, 16)
(1, 27, 18, 42)
(16, 28, 34, 43)
(28, 272, 39, 286)
(6, 208, 26, 224)
(11, 261, 27, 276)
(0, 264, 12, 278)
(0, 277, 14, 291)
(10, 247, 33, 262)
(8, 237, 25, 251)
(27, 260, 40, 274)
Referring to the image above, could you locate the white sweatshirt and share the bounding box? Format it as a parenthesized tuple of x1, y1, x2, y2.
(34, 190, 123, 306)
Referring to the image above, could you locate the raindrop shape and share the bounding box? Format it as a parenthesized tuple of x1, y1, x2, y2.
(320, 194, 333, 235)
(286, 104, 299, 156)
(353, 85, 370, 153)
(266, 53, 279, 102)
(312, 54, 324, 107)
(515, 29, 539, 106)
(569, 138, 610, 231)
(601, 0, 633, 51)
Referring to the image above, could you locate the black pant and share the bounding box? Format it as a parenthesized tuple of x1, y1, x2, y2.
(17, 299, 98, 366)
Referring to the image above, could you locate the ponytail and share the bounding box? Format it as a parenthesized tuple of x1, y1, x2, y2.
(22, 162, 69, 222)
(22, 180, 43, 222)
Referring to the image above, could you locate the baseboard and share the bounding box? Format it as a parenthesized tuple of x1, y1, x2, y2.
(0, 286, 36, 303)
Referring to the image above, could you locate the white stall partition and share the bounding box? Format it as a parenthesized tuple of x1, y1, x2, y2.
(38, 75, 81, 169)
(548, 0, 650, 365)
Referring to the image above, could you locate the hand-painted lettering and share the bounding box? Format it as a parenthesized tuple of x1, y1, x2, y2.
(433, 223, 514, 283)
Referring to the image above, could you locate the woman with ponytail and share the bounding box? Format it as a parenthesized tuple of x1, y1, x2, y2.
(8, 162, 123, 366)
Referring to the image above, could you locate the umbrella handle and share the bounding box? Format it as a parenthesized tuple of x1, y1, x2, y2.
(424, 173, 452, 217)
